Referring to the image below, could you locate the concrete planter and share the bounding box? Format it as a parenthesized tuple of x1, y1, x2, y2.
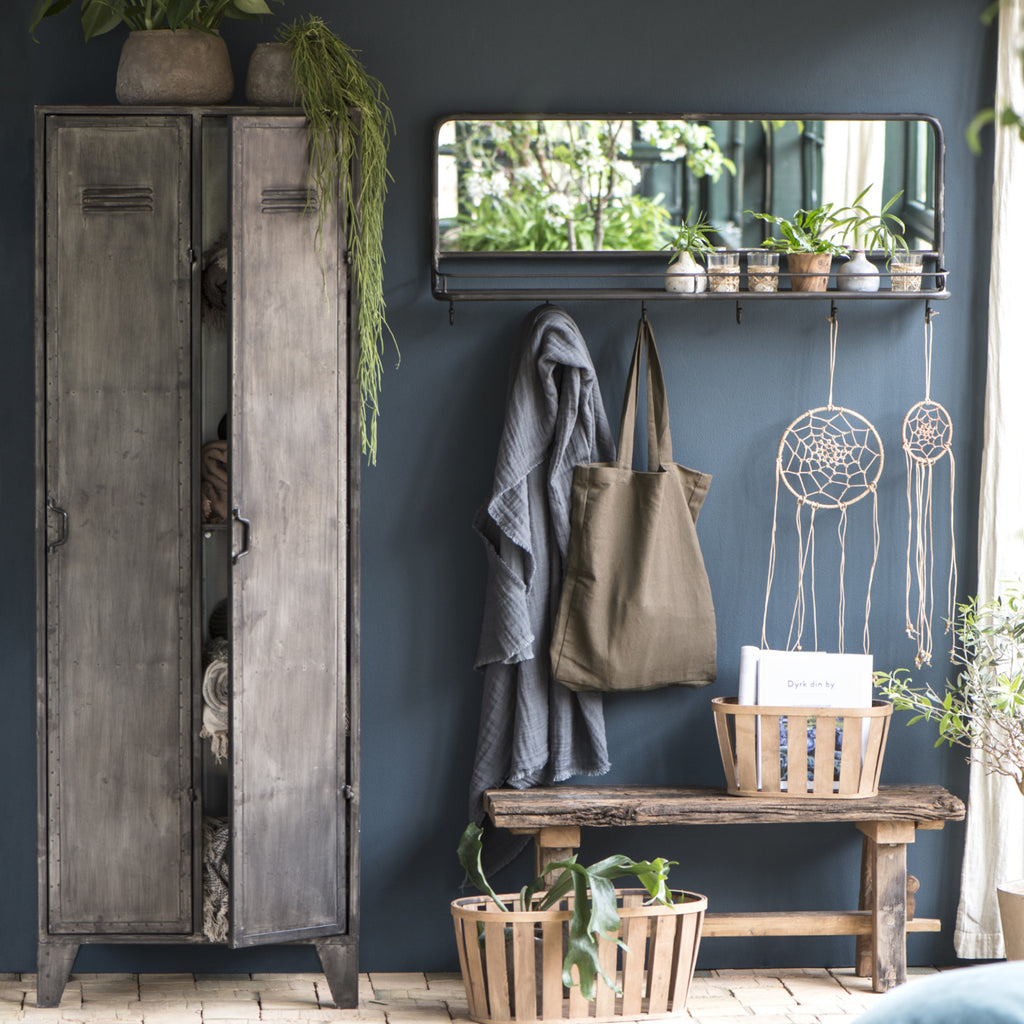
(116, 30, 234, 105)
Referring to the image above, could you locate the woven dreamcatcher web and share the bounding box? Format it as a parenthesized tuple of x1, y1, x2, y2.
(903, 310, 956, 667)
(762, 312, 883, 654)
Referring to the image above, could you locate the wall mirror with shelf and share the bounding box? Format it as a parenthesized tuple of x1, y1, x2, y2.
(431, 114, 946, 302)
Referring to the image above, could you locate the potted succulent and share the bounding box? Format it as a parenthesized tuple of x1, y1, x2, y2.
(453, 823, 706, 1022)
(664, 214, 714, 294)
(877, 590, 1024, 956)
(833, 187, 912, 293)
(29, 0, 280, 104)
(266, 16, 394, 465)
(752, 203, 847, 292)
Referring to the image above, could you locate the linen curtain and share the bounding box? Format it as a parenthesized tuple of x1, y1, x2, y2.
(955, 0, 1024, 960)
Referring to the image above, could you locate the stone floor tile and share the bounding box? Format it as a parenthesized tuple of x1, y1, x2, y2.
(368, 974, 429, 995)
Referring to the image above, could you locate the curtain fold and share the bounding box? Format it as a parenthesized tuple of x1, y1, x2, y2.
(955, 0, 1024, 960)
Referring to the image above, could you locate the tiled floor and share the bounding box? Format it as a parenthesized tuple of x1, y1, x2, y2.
(0, 967, 946, 1023)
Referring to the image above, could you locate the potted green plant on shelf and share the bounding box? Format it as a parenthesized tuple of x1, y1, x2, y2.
(29, 0, 280, 104)
(274, 15, 395, 465)
(664, 214, 714, 294)
(752, 203, 848, 292)
(876, 590, 1024, 958)
(453, 822, 706, 1022)
(833, 187, 913, 293)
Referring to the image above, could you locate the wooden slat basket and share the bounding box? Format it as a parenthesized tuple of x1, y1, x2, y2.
(712, 696, 893, 798)
(451, 888, 706, 1024)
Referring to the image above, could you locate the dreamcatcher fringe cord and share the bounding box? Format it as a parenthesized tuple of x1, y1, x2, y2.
(902, 312, 957, 666)
(762, 313, 882, 654)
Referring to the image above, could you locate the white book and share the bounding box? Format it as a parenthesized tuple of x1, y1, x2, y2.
(754, 649, 873, 792)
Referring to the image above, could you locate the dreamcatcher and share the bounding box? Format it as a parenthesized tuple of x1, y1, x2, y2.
(903, 308, 956, 667)
(762, 310, 883, 654)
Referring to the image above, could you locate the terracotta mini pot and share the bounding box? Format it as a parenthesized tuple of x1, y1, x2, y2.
(786, 252, 833, 293)
(116, 30, 234, 106)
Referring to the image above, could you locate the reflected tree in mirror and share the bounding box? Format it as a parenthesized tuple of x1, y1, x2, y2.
(437, 118, 734, 252)
(435, 116, 939, 256)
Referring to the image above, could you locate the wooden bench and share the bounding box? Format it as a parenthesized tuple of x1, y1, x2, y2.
(484, 783, 965, 993)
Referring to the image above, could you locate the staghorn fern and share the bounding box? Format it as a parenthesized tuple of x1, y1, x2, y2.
(279, 16, 395, 464)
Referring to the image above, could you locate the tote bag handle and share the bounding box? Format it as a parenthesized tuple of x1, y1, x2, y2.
(616, 313, 673, 471)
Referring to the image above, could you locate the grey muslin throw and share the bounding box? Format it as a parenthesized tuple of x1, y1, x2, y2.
(470, 305, 615, 828)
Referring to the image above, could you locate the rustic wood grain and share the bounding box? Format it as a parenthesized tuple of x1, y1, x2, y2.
(485, 783, 965, 828)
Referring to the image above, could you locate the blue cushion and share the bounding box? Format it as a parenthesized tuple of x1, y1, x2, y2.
(856, 963, 1024, 1023)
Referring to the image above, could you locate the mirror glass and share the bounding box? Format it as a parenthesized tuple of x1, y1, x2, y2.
(434, 116, 941, 256)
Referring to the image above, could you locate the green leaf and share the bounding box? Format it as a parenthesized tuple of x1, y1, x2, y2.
(79, 0, 122, 39)
(30, 0, 74, 35)
(165, 0, 197, 29)
(456, 823, 507, 913)
(967, 109, 996, 155)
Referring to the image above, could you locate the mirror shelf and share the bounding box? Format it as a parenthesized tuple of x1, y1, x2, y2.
(431, 113, 948, 305)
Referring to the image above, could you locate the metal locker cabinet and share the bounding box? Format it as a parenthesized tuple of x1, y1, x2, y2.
(35, 108, 359, 1010)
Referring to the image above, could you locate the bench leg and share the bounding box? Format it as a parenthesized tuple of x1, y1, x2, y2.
(855, 835, 874, 978)
(514, 826, 580, 884)
(857, 822, 913, 992)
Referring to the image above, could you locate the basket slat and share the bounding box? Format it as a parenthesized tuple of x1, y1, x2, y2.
(735, 715, 758, 792)
(541, 919, 563, 1020)
(712, 697, 892, 799)
(485, 919, 511, 1020)
(645, 914, 676, 1013)
(513, 920, 538, 1022)
(594, 934, 617, 1018)
(462, 913, 488, 1020)
(619, 909, 647, 1016)
(669, 909, 702, 1008)
(813, 717, 838, 796)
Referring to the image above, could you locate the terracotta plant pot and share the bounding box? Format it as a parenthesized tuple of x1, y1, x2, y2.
(786, 252, 833, 292)
(116, 30, 234, 105)
(245, 42, 300, 106)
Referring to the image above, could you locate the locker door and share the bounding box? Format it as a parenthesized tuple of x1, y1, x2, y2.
(228, 115, 350, 946)
(43, 115, 193, 933)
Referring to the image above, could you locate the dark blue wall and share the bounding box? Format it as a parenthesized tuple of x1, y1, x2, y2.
(0, 0, 997, 976)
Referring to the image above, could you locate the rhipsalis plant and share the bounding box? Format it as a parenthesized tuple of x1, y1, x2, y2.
(877, 591, 1024, 796)
(279, 15, 395, 464)
(458, 822, 678, 1000)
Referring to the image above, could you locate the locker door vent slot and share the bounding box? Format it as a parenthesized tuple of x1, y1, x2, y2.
(81, 186, 154, 214)
(260, 187, 318, 214)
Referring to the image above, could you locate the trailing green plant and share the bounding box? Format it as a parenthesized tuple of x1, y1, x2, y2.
(833, 186, 910, 262)
(664, 212, 715, 261)
(751, 203, 848, 256)
(458, 822, 678, 1001)
(30, 0, 277, 40)
(876, 590, 1024, 796)
(279, 15, 395, 465)
(967, 0, 1024, 153)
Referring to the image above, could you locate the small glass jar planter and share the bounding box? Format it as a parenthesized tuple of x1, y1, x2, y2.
(746, 251, 779, 293)
(890, 252, 924, 292)
(707, 250, 740, 292)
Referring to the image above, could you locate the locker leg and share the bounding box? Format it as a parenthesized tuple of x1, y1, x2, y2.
(36, 940, 77, 1008)
(315, 940, 358, 1008)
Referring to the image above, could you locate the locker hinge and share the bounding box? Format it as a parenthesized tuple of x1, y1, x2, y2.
(342, 785, 355, 801)
(343, 249, 353, 266)
(188, 787, 199, 803)
(186, 247, 197, 267)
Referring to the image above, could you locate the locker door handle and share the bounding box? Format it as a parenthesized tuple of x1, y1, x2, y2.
(231, 506, 251, 564)
(46, 500, 69, 551)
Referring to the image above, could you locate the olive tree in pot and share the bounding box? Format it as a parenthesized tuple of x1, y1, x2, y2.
(877, 590, 1024, 958)
(29, 0, 280, 104)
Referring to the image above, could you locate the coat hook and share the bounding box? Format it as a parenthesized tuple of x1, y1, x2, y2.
(736, 300, 743, 325)
(448, 300, 455, 326)
(641, 299, 648, 320)
(925, 300, 938, 324)
(830, 299, 838, 322)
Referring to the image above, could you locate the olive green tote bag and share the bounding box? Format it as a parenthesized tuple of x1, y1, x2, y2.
(550, 314, 717, 692)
